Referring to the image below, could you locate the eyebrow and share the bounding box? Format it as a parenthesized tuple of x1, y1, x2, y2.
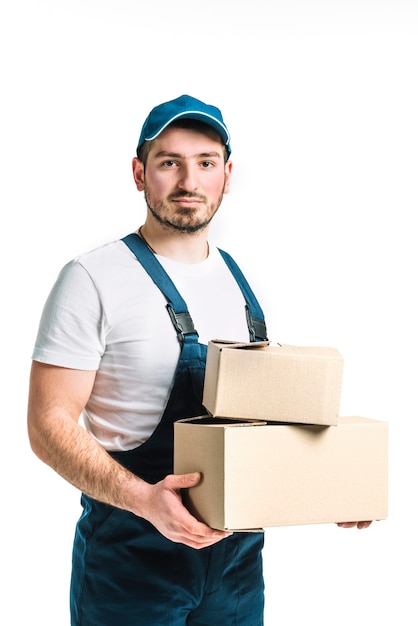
(153, 151, 222, 160)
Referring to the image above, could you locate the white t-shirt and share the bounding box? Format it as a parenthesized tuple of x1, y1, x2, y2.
(32, 238, 253, 451)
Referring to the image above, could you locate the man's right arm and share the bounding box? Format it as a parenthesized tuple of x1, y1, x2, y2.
(27, 361, 231, 548)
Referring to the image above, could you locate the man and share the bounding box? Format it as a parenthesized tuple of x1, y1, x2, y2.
(27, 94, 370, 626)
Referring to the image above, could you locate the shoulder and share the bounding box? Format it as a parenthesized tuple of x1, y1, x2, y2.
(57, 237, 147, 289)
(74, 238, 134, 271)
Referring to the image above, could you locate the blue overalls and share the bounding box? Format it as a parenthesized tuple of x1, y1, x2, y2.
(70, 234, 268, 626)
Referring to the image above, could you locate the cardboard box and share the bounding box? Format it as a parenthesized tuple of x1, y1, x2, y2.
(174, 416, 388, 531)
(203, 340, 344, 426)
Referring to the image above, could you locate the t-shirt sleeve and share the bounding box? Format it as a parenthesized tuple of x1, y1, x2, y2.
(31, 260, 105, 370)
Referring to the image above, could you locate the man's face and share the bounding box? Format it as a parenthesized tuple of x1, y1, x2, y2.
(133, 125, 232, 233)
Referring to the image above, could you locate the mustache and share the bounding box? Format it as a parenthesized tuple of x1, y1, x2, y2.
(168, 192, 207, 201)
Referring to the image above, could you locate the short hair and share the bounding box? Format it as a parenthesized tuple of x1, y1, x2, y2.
(136, 118, 230, 166)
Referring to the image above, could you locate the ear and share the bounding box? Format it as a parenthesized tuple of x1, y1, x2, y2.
(223, 160, 233, 195)
(132, 158, 145, 191)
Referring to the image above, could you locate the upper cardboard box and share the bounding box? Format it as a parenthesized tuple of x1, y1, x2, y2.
(203, 340, 344, 426)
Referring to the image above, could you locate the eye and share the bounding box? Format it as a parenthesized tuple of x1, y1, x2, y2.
(161, 160, 178, 168)
(200, 161, 214, 168)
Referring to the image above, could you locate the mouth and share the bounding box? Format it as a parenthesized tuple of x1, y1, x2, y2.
(172, 197, 203, 204)
(170, 193, 206, 203)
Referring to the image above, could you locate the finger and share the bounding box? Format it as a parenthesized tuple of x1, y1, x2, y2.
(337, 522, 357, 528)
(175, 528, 233, 550)
(356, 521, 372, 529)
(180, 512, 233, 542)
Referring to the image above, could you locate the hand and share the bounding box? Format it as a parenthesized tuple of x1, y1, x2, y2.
(139, 472, 232, 549)
(337, 521, 373, 529)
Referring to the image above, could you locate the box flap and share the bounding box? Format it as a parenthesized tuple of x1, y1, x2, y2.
(176, 416, 267, 426)
(209, 339, 270, 350)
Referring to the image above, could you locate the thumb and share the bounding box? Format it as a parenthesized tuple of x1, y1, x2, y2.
(172, 472, 201, 489)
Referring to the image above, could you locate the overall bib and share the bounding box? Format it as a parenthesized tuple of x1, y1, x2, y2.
(70, 234, 268, 626)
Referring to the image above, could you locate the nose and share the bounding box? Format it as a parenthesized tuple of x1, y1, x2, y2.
(177, 164, 198, 192)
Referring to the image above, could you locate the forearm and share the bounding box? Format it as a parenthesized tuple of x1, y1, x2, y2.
(27, 362, 231, 548)
(28, 411, 147, 512)
(27, 361, 150, 515)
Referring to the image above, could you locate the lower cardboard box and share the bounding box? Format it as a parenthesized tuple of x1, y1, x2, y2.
(173, 416, 388, 531)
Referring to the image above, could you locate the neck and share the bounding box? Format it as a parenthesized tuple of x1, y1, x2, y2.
(138, 224, 209, 263)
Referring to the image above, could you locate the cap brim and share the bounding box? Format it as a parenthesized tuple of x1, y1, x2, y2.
(144, 111, 230, 147)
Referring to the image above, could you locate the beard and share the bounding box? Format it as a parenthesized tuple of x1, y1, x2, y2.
(143, 186, 226, 234)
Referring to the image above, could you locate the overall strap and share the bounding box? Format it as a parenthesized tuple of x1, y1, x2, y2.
(122, 233, 198, 345)
(121, 233, 268, 344)
(218, 248, 268, 342)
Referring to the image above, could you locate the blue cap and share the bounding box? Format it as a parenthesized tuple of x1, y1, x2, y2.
(137, 94, 231, 157)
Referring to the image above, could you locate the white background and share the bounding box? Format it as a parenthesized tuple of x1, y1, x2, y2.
(1, 1, 417, 624)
